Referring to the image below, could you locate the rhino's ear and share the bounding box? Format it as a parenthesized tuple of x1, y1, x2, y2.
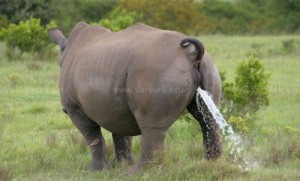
(48, 28, 66, 52)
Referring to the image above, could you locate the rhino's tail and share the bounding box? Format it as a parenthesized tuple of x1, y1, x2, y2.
(180, 38, 205, 61)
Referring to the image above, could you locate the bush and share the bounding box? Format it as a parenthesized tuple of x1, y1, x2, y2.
(0, 18, 56, 60)
(118, 0, 200, 34)
(92, 8, 142, 32)
(196, 1, 259, 34)
(227, 116, 249, 135)
(0, 0, 58, 25)
(0, 14, 9, 29)
(221, 54, 270, 131)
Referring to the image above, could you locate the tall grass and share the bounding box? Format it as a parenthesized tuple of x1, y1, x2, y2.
(0, 35, 300, 180)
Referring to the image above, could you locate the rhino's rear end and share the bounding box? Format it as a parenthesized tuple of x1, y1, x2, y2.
(59, 23, 201, 135)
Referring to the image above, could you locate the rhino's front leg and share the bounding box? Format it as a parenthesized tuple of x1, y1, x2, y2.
(66, 107, 111, 170)
(112, 134, 133, 164)
(89, 136, 111, 170)
(187, 95, 222, 159)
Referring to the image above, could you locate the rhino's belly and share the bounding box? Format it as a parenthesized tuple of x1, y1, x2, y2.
(79, 92, 141, 136)
(94, 110, 141, 136)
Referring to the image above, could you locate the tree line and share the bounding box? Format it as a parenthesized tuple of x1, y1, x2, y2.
(0, 0, 299, 35)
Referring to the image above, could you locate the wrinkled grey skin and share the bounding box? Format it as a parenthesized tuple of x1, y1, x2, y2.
(49, 22, 222, 174)
(199, 53, 222, 106)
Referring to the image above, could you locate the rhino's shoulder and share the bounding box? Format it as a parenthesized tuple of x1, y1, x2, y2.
(68, 21, 112, 45)
(71, 21, 111, 36)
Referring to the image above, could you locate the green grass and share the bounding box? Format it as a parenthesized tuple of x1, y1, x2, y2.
(1, 35, 300, 180)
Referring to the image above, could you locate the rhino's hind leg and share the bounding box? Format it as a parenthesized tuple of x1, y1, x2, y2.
(66, 106, 111, 170)
(187, 95, 222, 159)
(125, 122, 167, 175)
(112, 134, 133, 164)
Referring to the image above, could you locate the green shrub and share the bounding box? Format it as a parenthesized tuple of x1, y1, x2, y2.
(268, 12, 300, 33)
(0, 14, 10, 29)
(221, 54, 270, 131)
(118, 0, 199, 34)
(227, 116, 249, 134)
(92, 8, 142, 32)
(195, 1, 261, 34)
(0, 18, 56, 60)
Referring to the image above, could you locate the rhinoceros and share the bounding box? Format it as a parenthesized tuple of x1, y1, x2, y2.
(49, 22, 222, 174)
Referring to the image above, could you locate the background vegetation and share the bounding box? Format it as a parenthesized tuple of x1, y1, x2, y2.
(0, 0, 299, 180)
(1, 0, 300, 35)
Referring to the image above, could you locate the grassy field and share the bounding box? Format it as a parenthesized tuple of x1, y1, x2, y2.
(0, 35, 300, 180)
